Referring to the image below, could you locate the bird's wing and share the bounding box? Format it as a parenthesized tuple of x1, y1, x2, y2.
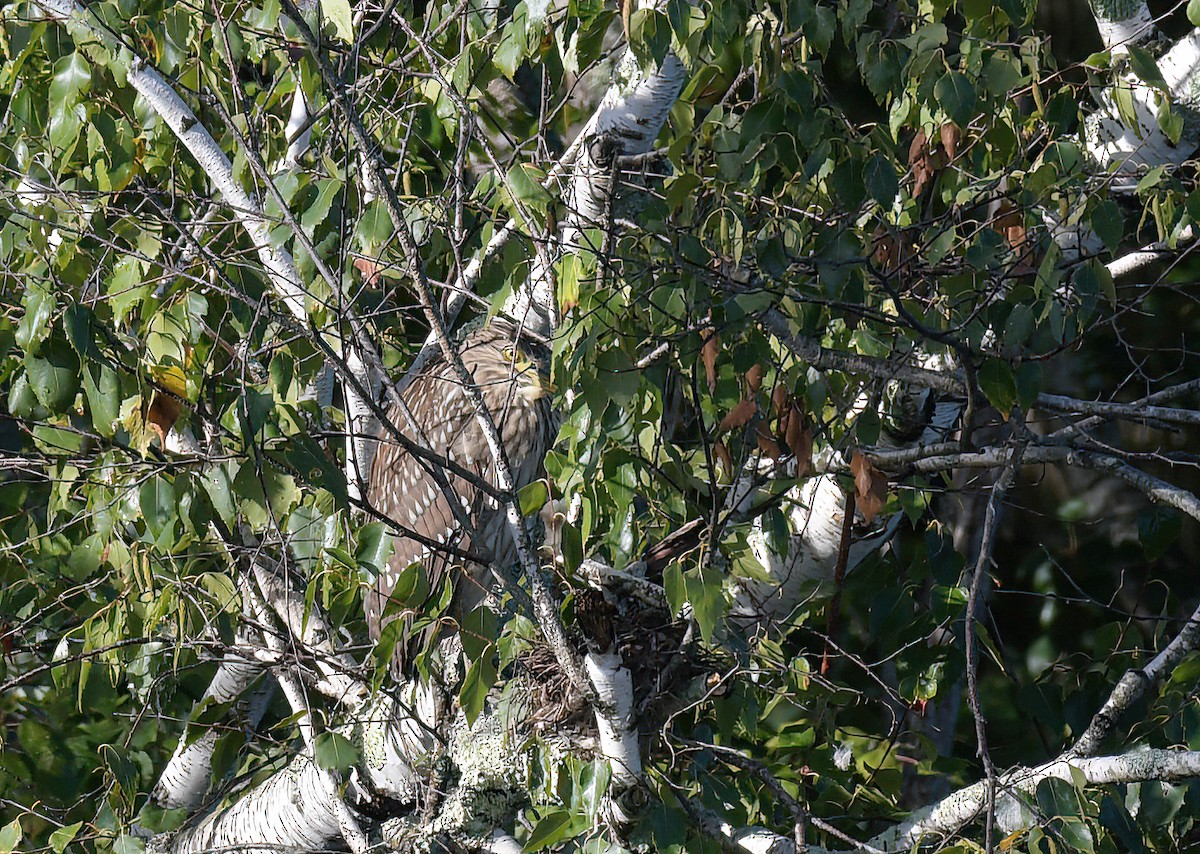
(365, 360, 494, 674)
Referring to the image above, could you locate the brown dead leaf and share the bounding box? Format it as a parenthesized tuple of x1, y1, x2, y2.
(908, 128, 935, 198)
(353, 256, 382, 286)
(784, 404, 813, 477)
(913, 158, 934, 197)
(940, 122, 961, 162)
(771, 383, 789, 416)
(872, 225, 900, 275)
(146, 393, 182, 446)
(718, 398, 758, 434)
(849, 450, 888, 524)
(907, 128, 928, 166)
(746, 364, 764, 394)
(713, 441, 733, 477)
(991, 200, 1021, 236)
(701, 329, 721, 393)
(755, 423, 784, 459)
(991, 201, 1038, 274)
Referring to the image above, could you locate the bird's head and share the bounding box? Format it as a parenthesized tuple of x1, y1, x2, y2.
(501, 343, 555, 402)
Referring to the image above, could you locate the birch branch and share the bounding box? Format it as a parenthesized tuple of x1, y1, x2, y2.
(245, 585, 370, 854)
(1069, 598, 1200, 759)
(1086, 0, 1154, 53)
(1104, 225, 1197, 278)
(1038, 389, 1200, 426)
(161, 584, 370, 854)
(397, 5, 687, 391)
(39, 1, 309, 321)
(1082, 27, 1200, 176)
(585, 651, 644, 825)
(865, 749, 1200, 852)
(699, 749, 1200, 854)
(249, 553, 370, 708)
(151, 627, 272, 811)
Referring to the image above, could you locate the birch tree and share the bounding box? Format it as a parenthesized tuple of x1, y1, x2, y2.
(3, 0, 1200, 852)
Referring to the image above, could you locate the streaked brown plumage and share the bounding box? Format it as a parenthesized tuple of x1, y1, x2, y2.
(365, 321, 555, 675)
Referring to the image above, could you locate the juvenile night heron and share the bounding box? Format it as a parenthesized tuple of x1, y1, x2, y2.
(365, 321, 556, 674)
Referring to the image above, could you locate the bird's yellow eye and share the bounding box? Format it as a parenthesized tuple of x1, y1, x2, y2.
(502, 346, 515, 362)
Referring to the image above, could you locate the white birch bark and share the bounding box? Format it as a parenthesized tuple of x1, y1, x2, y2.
(865, 748, 1200, 852)
(506, 52, 687, 337)
(1082, 29, 1200, 178)
(1046, 8, 1200, 259)
(585, 652, 642, 789)
(1087, 0, 1154, 53)
(727, 370, 958, 633)
(283, 88, 312, 168)
(705, 749, 1200, 854)
(151, 636, 270, 811)
(250, 558, 370, 707)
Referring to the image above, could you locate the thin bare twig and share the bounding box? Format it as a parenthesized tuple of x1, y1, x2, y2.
(964, 439, 1024, 853)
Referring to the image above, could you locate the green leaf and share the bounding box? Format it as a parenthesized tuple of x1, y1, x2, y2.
(1190, 0, 1200, 26)
(686, 567, 727, 643)
(200, 572, 239, 613)
(267, 434, 348, 508)
(135, 802, 186, 835)
(863, 154, 898, 205)
(80, 363, 122, 437)
(32, 425, 86, 456)
(0, 819, 21, 854)
(1138, 506, 1181, 560)
(458, 653, 496, 725)
(503, 164, 552, 219)
(112, 835, 145, 854)
(388, 561, 428, 609)
(629, 7, 671, 66)
(516, 480, 548, 515)
(16, 282, 55, 353)
(493, 7, 528, 80)
(25, 340, 81, 413)
(1170, 651, 1200, 686)
(8, 372, 40, 420)
(355, 521, 393, 574)
(1014, 361, 1043, 411)
(977, 359, 1017, 414)
(576, 759, 611, 818)
(525, 809, 577, 851)
(1136, 163, 1166, 194)
(312, 731, 359, 772)
(1090, 199, 1123, 253)
(233, 463, 300, 527)
(203, 464, 237, 526)
(663, 563, 686, 616)
(935, 71, 977, 126)
(48, 821, 81, 853)
(1074, 258, 1116, 306)
(1112, 80, 1139, 133)
(740, 99, 781, 146)
(1127, 44, 1167, 92)
(300, 178, 342, 232)
(100, 744, 139, 810)
(1158, 98, 1184, 145)
(320, 0, 354, 42)
(50, 53, 91, 104)
(63, 303, 97, 359)
(355, 200, 393, 246)
(139, 476, 177, 540)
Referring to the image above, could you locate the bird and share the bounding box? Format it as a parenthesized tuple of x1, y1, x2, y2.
(364, 320, 556, 676)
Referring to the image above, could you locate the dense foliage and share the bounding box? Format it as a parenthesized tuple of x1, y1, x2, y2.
(1, 0, 1199, 851)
